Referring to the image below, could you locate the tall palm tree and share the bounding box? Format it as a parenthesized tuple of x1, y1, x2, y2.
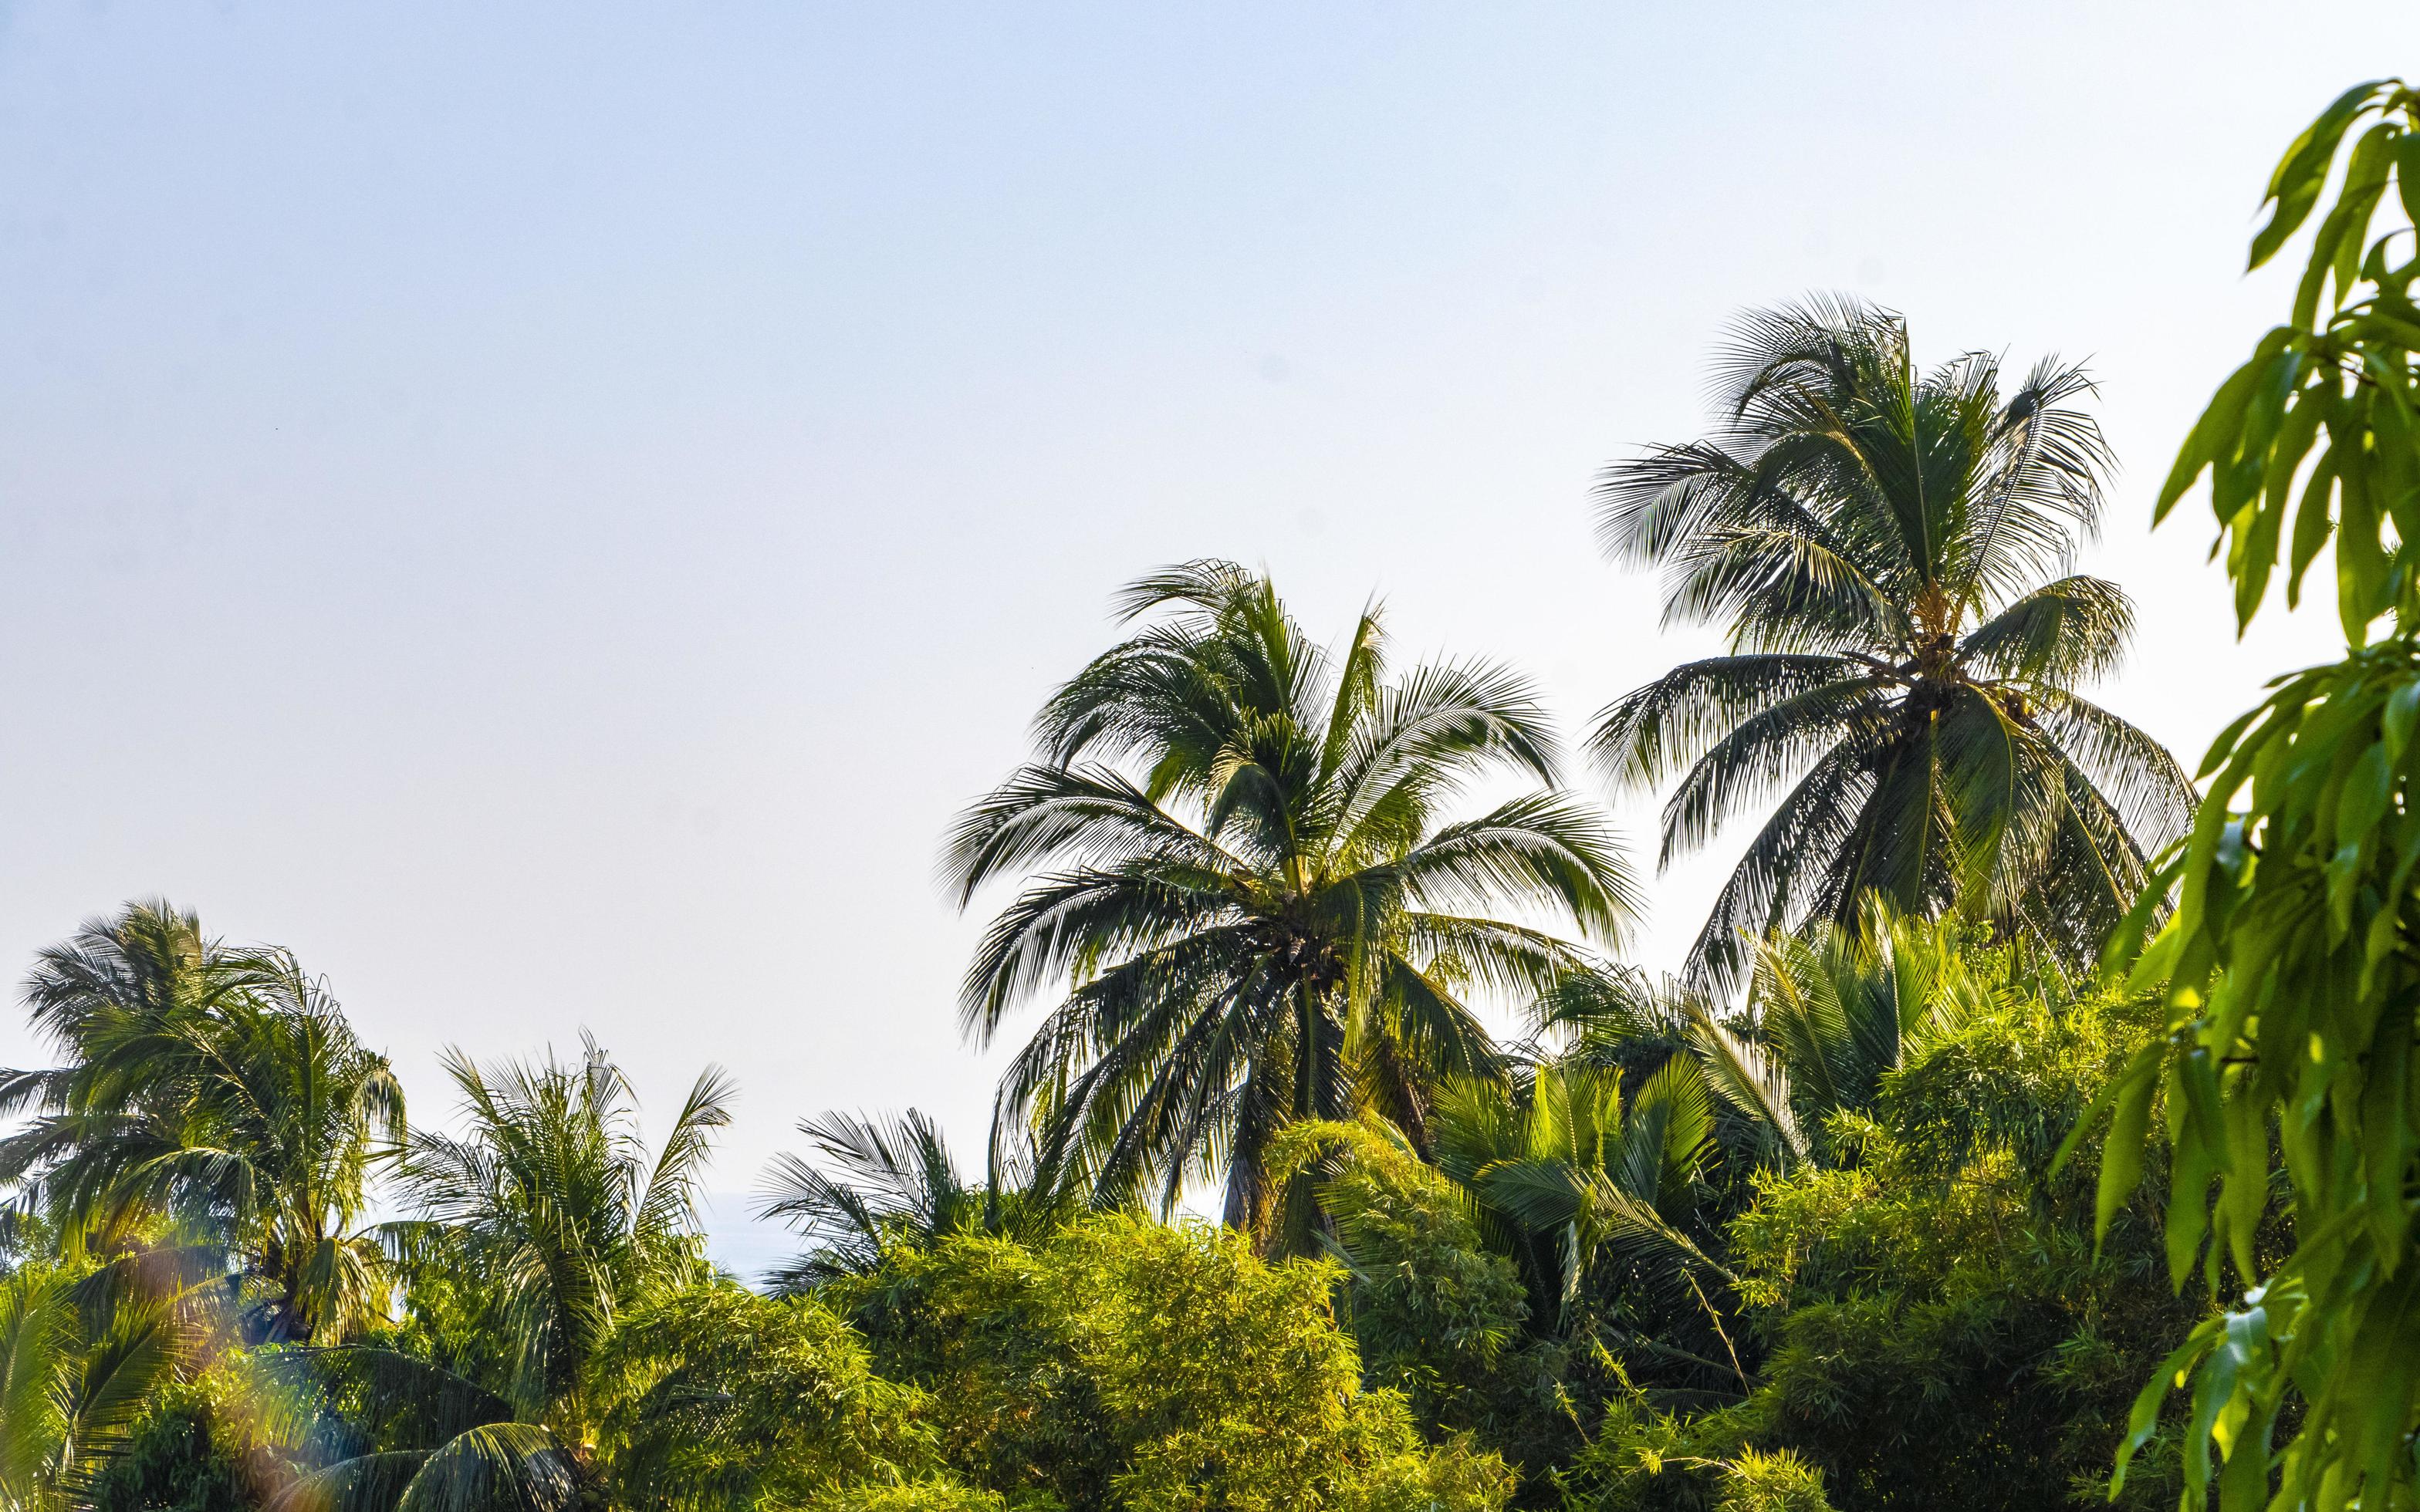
(267, 1039, 732, 1512)
(1592, 299, 2195, 991)
(387, 1039, 729, 1438)
(948, 561, 1637, 1242)
(0, 903, 404, 1342)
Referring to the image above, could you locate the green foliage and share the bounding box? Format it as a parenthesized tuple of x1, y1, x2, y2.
(947, 560, 1636, 1238)
(2157, 79, 2420, 640)
(1593, 303, 2195, 990)
(367, 1254, 522, 1417)
(0, 902, 404, 1343)
(1431, 1051, 1728, 1342)
(590, 1280, 937, 1511)
(848, 1213, 1515, 1512)
(2090, 76, 2420, 1512)
(1742, 901, 1992, 1156)
(757, 1108, 1083, 1294)
(232, 1340, 559, 1512)
(260, 1041, 732, 1512)
(1708, 1449, 1831, 1512)
(87, 1375, 286, 1512)
(385, 1038, 729, 1429)
(809, 1482, 1008, 1511)
(1563, 974, 2201, 1512)
(1553, 1391, 1833, 1512)
(0, 1246, 231, 1512)
(1268, 1121, 1532, 1434)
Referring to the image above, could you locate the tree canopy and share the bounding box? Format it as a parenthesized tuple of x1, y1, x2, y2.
(15, 65, 2418, 1512)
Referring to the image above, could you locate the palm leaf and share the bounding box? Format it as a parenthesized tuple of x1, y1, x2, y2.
(391, 1426, 575, 1512)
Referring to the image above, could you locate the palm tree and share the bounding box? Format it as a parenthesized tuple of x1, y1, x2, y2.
(1430, 1055, 1724, 1330)
(266, 1039, 732, 1512)
(0, 903, 404, 1342)
(1592, 298, 2195, 992)
(1732, 898, 1988, 1163)
(1541, 906, 1992, 1175)
(754, 1109, 1078, 1293)
(948, 561, 1637, 1243)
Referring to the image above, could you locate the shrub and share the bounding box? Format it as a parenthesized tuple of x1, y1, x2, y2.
(850, 1214, 1515, 1512)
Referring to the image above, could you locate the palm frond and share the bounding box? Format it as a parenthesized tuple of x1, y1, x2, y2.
(247, 1346, 514, 1455)
(1683, 744, 1875, 997)
(1590, 654, 1868, 795)
(757, 1109, 977, 1290)
(1960, 575, 2135, 685)
(271, 1452, 433, 1512)
(390, 1424, 575, 1512)
(2030, 689, 2199, 857)
(633, 1065, 735, 1251)
(1683, 1008, 1807, 1169)
(1384, 793, 1638, 943)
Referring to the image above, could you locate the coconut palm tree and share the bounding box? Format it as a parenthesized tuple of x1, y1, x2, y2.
(265, 1039, 732, 1512)
(0, 903, 404, 1343)
(948, 561, 1637, 1243)
(1592, 298, 2195, 992)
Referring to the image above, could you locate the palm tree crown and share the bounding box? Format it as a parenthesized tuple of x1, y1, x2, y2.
(948, 561, 1638, 1240)
(268, 1039, 732, 1512)
(1592, 299, 2195, 991)
(0, 901, 404, 1342)
(388, 1038, 730, 1428)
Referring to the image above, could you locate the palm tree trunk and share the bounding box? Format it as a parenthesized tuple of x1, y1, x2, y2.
(1264, 980, 1340, 1258)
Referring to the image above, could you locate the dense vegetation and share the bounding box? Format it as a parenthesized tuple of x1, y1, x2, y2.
(4, 78, 2415, 1512)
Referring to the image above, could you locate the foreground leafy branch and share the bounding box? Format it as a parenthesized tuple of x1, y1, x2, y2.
(2090, 76, 2420, 1512)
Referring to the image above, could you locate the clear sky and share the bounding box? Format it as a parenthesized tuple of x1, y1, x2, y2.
(2, 2, 2412, 1271)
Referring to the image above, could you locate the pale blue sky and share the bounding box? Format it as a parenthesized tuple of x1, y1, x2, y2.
(0, 3, 2408, 1271)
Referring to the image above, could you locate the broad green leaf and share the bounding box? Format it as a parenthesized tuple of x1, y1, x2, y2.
(2397, 129, 2420, 232)
(2095, 1045, 2161, 1247)
(2334, 741, 2395, 843)
(2252, 81, 2389, 269)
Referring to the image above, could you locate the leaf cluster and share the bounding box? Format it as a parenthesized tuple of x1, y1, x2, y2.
(2088, 76, 2420, 1512)
(839, 1213, 1516, 1512)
